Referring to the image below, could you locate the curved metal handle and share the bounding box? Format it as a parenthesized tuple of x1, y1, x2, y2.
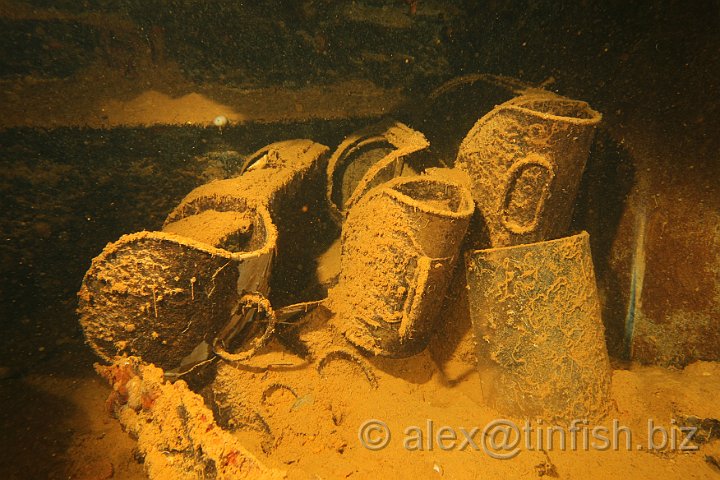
(500, 154, 556, 235)
(213, 292, 277, 362)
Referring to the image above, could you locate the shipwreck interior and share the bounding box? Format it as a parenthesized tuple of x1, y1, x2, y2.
(0, 1, 719, 478)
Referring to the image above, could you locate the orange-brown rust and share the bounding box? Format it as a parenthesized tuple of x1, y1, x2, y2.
(329, 170, 474, 357)
(456, 93, 601, 247)
(97, 357, 285, 480)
